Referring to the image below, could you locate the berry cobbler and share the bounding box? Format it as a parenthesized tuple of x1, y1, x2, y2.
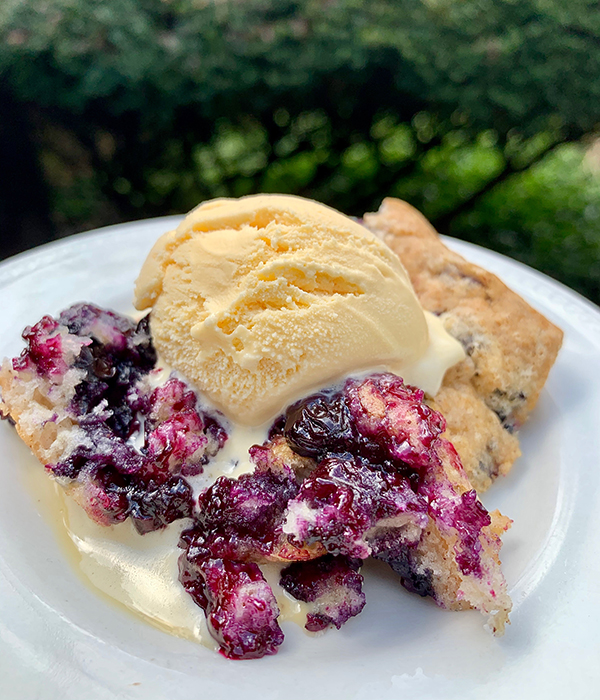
(0, 302, 510, 658)
(0, 196, 562, 660)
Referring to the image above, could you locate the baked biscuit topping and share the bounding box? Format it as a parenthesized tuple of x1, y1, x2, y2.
(364, 198, 563, 491)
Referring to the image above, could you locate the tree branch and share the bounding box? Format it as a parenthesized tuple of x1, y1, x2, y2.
(431, 136, 576, 234)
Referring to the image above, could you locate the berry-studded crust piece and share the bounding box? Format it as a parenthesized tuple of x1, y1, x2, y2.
(363, 198, 563, 492)
(281, 373, 512, 634)
(179, 555, 285, 660)
(0, 304, 226, 533)
(179, 373, 511, 658)
(280, 555, 366, 632)
(178, 445, 363, 658)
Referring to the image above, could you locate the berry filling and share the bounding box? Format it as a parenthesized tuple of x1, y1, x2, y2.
(177, 374, 509, 658)
(180, 462, 313, 564)
(279, 555, 366, 632)
(283, 453, 428, 560)
(3, 304, 227, 533)
(179, 555, 284, 660)
(283, 374, 501, 584)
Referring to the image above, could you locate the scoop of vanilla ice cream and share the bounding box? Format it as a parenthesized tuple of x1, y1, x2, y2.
(134, 195, 463, 425)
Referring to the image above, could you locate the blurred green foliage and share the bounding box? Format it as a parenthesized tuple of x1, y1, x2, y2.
(455, 145, 600, 302)
(1, 0, 600, 301)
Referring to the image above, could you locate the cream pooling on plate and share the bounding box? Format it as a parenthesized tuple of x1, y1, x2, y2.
(134, 194, 464, 424)
(41, 423, 312, 650)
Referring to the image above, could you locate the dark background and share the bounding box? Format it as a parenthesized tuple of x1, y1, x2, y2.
(2, 0, 600, 302)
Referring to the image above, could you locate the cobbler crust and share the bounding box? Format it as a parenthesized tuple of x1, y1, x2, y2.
(0, 359, 85, 466)
(364, 198, 563, 492)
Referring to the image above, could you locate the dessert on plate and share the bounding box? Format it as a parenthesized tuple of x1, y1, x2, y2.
(0, 195, 561, 659)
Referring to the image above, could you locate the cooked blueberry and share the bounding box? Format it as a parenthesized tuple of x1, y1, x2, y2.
(179, 556, 284, 660)
(284, 453, 428, 559)
(13, 316, 72, 376)
(284, 392, 356, 458)
(184, 465, 300, 562)
(66, 307, 156, 437)
(370, 539, 435, 598)
(143, 378, 226, 477)
(280, 555, 365, 631)
(129, 476, 194, 535)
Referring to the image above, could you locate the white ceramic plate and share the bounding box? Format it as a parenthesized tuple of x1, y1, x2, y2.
(0, 219, 599, 700)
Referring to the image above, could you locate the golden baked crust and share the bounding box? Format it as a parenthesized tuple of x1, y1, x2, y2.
(429, 362, 521, 493)
(364, 198, 563, 492)
(0, 358, 87, 466)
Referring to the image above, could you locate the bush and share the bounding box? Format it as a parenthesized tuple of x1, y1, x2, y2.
(1, 0, 600, 301)
(454, 145, 600, 302)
